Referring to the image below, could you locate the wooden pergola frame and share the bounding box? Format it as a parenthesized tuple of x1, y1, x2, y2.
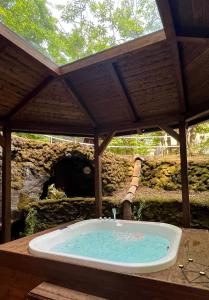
(0, 127, 11, 242)
(2, 0, 209, 243)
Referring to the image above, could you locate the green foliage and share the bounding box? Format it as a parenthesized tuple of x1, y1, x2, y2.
(12, 136, 131, 195)
(22, 194, 209, 235)
(108, 133, 163, 155)
(47, 184, 67, 200)
(141, 160, 209, 191)
(0, 0, 162, 64)
(195, 123, 209, 134)
(13, 133, 50, 143)
(60, 0, 162, 60)
(133, 200, 147, 220)
(24, 207, 37, 236)
(17, 191, 34, 210)
(0, 0, 68, 64)
(189, 123, 209, 155)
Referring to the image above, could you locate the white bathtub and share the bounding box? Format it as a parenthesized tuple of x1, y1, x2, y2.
(29, 219, 182, 274)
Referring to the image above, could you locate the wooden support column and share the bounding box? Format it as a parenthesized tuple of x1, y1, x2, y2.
(94, 132, 115, 217)
(94, 135, 102, 217)
(2, 126, 11, 242)
(179, 121, 191, 228)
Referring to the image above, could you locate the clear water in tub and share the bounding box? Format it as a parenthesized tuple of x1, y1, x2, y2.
(29, 219, 182, 273)
(51, 228, 170, 263)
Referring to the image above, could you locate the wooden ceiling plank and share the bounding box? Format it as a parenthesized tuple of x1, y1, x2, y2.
(156, 0, 187, 114)
(63, 78, 97, 127)
(0, 23, 59, 75)
(185, 46, 209, 71)
(10, 120, 95, 136)
(4, 75, 54, 120)
(97, 113, 179, 135)
(177, 36, 209, 44)
(108, 63, 139, 122)
(60, 30, 166, 75)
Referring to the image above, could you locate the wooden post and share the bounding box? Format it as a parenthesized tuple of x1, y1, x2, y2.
(94, 135, 102, 218)
(179, 121, 191, 228)
(2, 126, 11, 242)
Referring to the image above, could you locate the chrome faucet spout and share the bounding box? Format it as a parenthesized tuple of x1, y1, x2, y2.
(112, 208, 117, 220)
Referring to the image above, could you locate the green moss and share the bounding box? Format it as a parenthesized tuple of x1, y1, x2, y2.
(21, 192, 209, 236)
(24, 208, 37, 236)
(22, 197, 121, 235)
(141, 160, 209, 192)
(17, 192, 34, 210)
(11, 137, 132, 196)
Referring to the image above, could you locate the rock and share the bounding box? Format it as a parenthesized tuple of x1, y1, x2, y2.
(141, 160, 209, 192)
(0, 136, 132, 213)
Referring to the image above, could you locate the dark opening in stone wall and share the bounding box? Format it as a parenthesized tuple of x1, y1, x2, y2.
(40, 154, 95, 199)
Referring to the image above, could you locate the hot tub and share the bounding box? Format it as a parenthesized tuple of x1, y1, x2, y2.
(29, 219, 182, 274)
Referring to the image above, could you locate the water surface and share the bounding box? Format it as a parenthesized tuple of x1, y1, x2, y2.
(52, 229, 170, 263)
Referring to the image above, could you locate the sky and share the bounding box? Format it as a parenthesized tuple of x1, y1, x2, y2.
(47, 0, 69, 32)
(46, 0, 162, 36)
(47, 0, 68, 17)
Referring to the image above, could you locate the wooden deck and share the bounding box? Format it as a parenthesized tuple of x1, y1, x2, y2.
(0, 223, 209, 299)
(28, 282, 105, 300)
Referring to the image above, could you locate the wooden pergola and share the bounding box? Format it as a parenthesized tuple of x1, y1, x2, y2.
(0, 0, 209, 242)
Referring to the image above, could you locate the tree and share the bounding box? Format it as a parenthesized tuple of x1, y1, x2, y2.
(59, 0, 162, 61)
(0, 0, 162, 64)
(0, 0, 68, 65)
(188, 123, 209, 155)
(109, 132, 163, 156)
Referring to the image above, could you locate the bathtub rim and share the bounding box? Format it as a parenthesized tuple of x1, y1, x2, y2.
(28, 219, 182, 274)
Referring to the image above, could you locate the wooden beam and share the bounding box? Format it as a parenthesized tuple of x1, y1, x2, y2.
(156, 0, 176, 39)
(159, 125, 180, 142)
(8, 114, 180, 137)
(99, 131, 115, 155)
(60, 30, 166, 75)
(156, 0, 187, 113)
(94, 135, 102, 218)
(188, 114, 209, 127)
(108, 63, 139, 122)
(9, 120, 95, 137)
(0, 23, 59, 75)
(28, 282, 103, 300)
(0, 134, 5, 148)
(97, 113, 180, 135)
(4, 76, 54, 120)
(2, 126, 11, 242)
(186, 102, 209, 122)
(177, 36, 209, 45)
(62, 79, 97, 127)
(179, 121, 191, 228)
(185, 46, 209, 73)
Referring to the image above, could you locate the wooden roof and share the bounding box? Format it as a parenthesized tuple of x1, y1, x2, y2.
(1, 0, 209, 137)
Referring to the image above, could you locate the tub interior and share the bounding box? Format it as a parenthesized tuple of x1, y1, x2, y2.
(29, 219, 182, 273)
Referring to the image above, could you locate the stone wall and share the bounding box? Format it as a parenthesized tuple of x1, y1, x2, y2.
(141, 160, 209, 191)
(8, 138, 209, 215)
(22, 197, 209, 235)
(5, 137, 132, 215)
(2, 137, 209, 230)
